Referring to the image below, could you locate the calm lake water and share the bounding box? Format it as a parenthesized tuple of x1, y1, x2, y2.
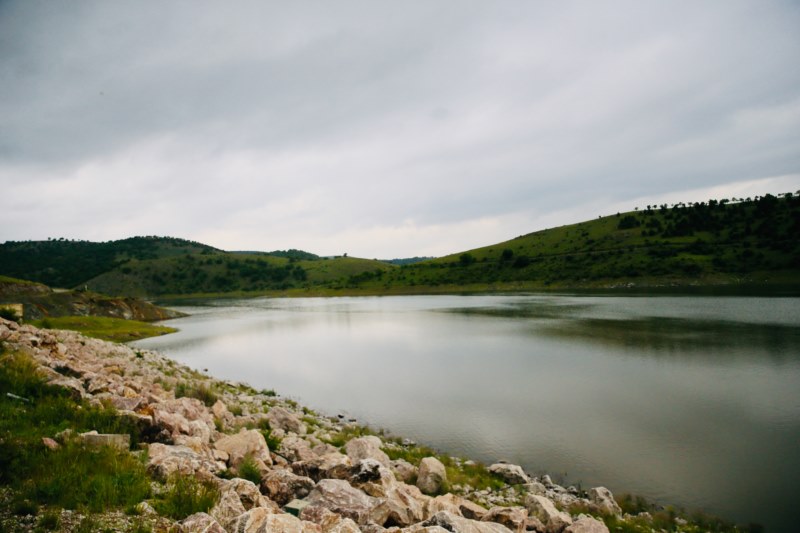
(134, 294, 800, 532)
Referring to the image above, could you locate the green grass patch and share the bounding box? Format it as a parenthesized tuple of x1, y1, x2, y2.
(236, 454, 263, 485)
(152, 474, 219, 520)
(0, 351, 149, 513)
(174, 381, 219, 407)
(31, 316, 176, 342)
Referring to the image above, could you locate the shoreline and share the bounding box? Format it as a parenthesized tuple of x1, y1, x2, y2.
(0, 317, 751, 532)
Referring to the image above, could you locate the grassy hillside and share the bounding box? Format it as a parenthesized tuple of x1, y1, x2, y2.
(0, 236, 218, 289)
(84, 253, 395, 297)
(339, 193, 800, 292)
(2, 194, 797, 297)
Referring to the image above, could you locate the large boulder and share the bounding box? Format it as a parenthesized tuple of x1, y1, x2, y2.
(266, 406, 307, 434)
(428, 494, 487, 521)
(304, 478, 390, 526)
(481, 506, 528, 533)
(230, 508, 321, 533)
(209, 487, 247, 531)
(223, 477, 268, 510)
(214, 428, 273, 470)
(423, 511, 514, 533)
(391, 459, 418, 483)
(417, 457, 447, 495)
(587, 487, 621, 516)
(524, 495, 573, 533)
(151, 397, 216, 443)
(211, 400, 236, 430)
(344, 437, 391, 468)
(262, 468, 316, 505)
(300, 506, 362, 533)
(488, 463, 529, 485)
(292, 451, 353, 482)
(181, 512, 226, 533)
(280, 434, 318, 462)
(564, 516, 610, 533)
(147, 443, 223, 480)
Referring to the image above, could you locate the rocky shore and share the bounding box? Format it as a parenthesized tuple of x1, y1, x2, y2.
(0, 317, 678, 533)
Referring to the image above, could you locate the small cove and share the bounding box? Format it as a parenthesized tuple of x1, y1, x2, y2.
(134, 294, 800, 532)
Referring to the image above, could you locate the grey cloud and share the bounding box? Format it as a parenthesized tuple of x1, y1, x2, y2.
(1, 1, 799, 254)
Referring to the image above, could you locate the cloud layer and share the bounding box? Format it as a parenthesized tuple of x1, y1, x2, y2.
(2, 1, 799, 257)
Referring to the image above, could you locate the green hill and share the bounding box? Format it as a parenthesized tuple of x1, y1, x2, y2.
(339, 193, 800, 292)
(0, 236, 218, 289)
(2, 194, 798, 297)
(84, 253, 394, 297)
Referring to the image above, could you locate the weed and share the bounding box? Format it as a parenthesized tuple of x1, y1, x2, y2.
(153, 474, 219, 520)
(260, 388, 276, 397)
(35, 510, 60, 530)
(229, 404, 243, 416)
(0, 308, 21, 322)
(260, 428, 283, 451)
(11, 498, 38, 516)
(175, 382, 219, 407)
(236, 454, 263, 485)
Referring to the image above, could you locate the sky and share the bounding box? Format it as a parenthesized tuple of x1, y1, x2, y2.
(1, 1, 799, 258)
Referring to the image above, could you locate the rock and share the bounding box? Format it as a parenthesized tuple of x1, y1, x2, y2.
(181, 512, 227, 533)
(423, 511, 514, 533)
(344, 436, 391, 468)
(261, 468, 316, 505)
(211, 400, 235, 430)
(79, 431, 130, 451)
(300, 506, 362, 533)
(587, 487, 621, 516)
(41, 437, 60, 450)
(281, 434, 318, 462)
(524, 495, 572, 533)
(221, 477, 264, 510)
(564, 516, 610, 533)
(428, 493, 469, 517)
(481, 507, 528, 533)
(417, 457, 447, 495)
(391, 459, 418, 483)
(151, 397, 216, 443)
(292, 451, 353, 482)
(459, 500, 489, 521)
(488, 463, 529, 485)
(46, 375, 86, 400)
(147, 443, 223, 480)
(523, 481, 547, 496)
(267, 406, 307, 434)
(214, 428, 273, 470)
(209, 488, 247, 531)
(305, 478, 390, 525)
(107, 395, 142, 411)
(230, 507, 322, 533)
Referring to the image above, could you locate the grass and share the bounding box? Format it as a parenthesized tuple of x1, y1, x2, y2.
(236, 454, 263, 485)
(31, 316, 176, 342)
(152, 474, 219, 520)
(174, 381, 219, 407)
(0, 351, 150, 513)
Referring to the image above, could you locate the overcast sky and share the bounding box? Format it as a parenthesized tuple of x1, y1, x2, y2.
(1, 1, 798, 258)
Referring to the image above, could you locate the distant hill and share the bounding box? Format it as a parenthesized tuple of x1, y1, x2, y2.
(2, 194, 797, 297)
(0, 236, 217, 289)
(380, 257, 436, 266)
(339, 193, 800, 291)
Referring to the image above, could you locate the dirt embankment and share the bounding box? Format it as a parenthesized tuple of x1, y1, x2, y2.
(0, 279, 183, 322)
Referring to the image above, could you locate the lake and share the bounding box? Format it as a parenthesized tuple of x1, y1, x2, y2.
(133, 294, 800, 532)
